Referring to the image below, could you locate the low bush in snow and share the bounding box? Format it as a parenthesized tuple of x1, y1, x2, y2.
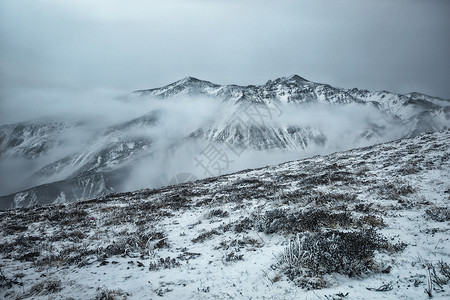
(425, 207, 450, 222)
(148, 257, 180, 271)
(94, 287, 129, 300)
(279, 229, 405, 289)
(257, 208, 353, 234)
(29, 279, 62, 295)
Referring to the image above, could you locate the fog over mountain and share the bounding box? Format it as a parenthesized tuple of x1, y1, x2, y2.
(1, 75, 448, 208)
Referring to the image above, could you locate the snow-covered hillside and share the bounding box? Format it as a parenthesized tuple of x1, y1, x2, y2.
(1, 75, 449, 208)
(1, 130, 449, 299)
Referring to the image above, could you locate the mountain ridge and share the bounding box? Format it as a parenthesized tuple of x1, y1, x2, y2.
(1, 75, 449, 208)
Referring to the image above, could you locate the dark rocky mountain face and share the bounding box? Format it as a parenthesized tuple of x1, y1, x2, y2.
(0, 121, 73, 159)
(1, 75, 449, 208)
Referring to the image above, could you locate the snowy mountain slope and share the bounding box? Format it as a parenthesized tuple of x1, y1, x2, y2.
(9, 172, 115, 208)
(136, 75, 364, 105)
(403, 106, 450, 137)
(190, 122, 327, 151)
(0, 120, 75, 159)
(0, 130, 449, 299)
(347, 88, 450, 120)
(1, 75, 449, 208)
(135, 77, 222, 99)
(136, 75, 449, 150)
(0, 114, 159, 209)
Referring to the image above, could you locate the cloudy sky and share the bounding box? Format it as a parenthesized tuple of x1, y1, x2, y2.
(1, 0, 449, 98)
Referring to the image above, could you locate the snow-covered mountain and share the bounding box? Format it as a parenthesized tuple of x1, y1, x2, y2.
(136, 75, 449, 147)
(1, 75, 449, 208)
(1, 130, 449, 299)
(0, 120, 74, 159)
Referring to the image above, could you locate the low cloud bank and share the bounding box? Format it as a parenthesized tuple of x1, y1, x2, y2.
(0, 88, 406, 196)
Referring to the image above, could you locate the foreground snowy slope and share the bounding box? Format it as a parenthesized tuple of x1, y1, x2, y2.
(0, 130, 449, 299)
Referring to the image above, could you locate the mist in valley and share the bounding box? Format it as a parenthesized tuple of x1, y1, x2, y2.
(0, 87, 407, 198)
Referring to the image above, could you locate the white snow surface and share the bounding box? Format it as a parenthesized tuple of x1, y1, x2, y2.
(0, 130, 449, 299)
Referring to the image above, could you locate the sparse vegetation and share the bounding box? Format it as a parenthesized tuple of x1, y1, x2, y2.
(148, 257, 180, 271)
(0, 130, 448, 298)
(376, 180, 416, 200)
(256, 208, 354, 234)
(0, 267, 20, 289)
(94, 287, 129, 300)
(192, 229, 220, 243)
(207, 209, 229, 219)
(223, 252, 244, 262)
(30, 279, 62, 295)
(279, 229, 402, 289)
(425, 207, 450, 222)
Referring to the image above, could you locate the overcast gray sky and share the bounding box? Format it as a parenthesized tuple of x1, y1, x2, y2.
(1, 0, 449, 97)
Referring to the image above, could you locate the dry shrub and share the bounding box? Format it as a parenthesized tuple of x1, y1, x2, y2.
(280, 229, 404, 289)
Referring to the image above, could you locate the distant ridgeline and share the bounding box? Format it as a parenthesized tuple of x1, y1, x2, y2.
(1, 75, 449, 208)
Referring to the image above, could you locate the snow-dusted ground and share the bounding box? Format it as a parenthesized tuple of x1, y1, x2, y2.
(1, 130, 449, 299)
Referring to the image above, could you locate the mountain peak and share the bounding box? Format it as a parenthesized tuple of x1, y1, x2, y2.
(267, 74, 310, 85)
(287, 74, 309, 82)
(177, 76, 202, 85)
